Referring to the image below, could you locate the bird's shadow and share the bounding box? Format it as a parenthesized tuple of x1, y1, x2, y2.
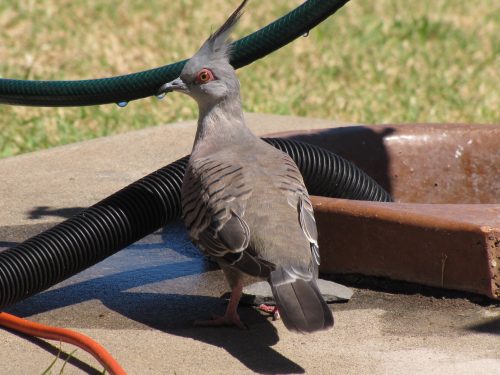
(10, 288, 304, 373)
(108, 291, 305, 374)
(6, 223, 305, 373)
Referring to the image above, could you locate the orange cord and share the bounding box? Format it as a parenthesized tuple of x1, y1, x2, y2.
(0, 312, 126, 375)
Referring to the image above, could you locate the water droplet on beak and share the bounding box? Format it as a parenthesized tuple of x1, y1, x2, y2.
(116, 101, 128, 108)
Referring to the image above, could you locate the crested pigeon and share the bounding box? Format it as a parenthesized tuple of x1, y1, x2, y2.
(157, 0, 333, 333)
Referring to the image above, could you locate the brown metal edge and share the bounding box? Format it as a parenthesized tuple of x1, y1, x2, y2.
(312, 197, 499, 299)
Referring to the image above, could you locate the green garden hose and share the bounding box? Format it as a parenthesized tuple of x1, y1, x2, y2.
(0, 0, 349, 107)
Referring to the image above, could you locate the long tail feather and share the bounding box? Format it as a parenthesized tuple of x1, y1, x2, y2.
(270, 270, 333, 333)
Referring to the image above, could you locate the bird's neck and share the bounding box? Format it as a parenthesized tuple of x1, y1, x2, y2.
(192, 95, 256, 155)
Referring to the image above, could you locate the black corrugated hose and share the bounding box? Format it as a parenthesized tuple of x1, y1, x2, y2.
(0, 138, 391, 309)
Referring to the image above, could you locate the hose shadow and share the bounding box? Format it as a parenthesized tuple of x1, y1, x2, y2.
(5, 222, 201, 316)
(0, 241, 18, 249)
(26, 206, 85, 220)
(5, 258, 209, 317)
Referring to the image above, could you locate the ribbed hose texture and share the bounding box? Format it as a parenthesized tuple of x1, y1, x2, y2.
(0, 139, 390, 309)
(263, 138, 392, 202)
(0, 0, 349, 106)
(0, 156, 188, 308)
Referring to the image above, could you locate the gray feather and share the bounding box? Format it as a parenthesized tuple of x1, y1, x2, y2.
(195, 0, 248, 63)
(207, 0, 248, 52)
(222, 250, 275, 279)
(270, 268, 334, 333)
(182, 156, 252, 257)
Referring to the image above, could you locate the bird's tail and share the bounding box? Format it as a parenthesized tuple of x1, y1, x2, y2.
(270, 268, 334, 333)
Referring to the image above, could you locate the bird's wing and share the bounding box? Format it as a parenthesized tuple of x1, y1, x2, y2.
(183, 156, 276, 278)
(182, 156, 252, 256)
(271, 152, 320, 266)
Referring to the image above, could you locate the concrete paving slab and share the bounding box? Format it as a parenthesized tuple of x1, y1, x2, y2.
(1, 114, 499, 374)
(0, 113, 338, 228)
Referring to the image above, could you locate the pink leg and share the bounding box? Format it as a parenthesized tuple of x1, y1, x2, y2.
(258, 304, 281, 321)
(194, 281, 247, 329)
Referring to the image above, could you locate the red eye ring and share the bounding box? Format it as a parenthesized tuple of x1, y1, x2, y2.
(196, 68, 215, 84)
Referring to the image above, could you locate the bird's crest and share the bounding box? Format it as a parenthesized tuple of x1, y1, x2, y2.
(197, 0, 248, 62)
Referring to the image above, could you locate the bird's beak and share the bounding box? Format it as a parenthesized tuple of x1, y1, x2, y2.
(157, 77, 188, 96)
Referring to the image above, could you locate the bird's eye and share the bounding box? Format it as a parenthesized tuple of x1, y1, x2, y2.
(196, 68, 215, 84)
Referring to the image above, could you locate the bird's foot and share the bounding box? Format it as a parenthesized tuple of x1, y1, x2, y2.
(194, 313, 247, 330)
(257, 304, 281, 321)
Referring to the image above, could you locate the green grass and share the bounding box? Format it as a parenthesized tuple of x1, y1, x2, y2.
(0, 0, 498, 158)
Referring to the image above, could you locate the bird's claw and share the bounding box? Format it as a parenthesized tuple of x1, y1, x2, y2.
(257, 304, 281, 321)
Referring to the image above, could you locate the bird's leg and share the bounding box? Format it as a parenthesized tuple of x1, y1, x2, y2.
(257, 304, 281, 321)
(194, 280, 246, 329)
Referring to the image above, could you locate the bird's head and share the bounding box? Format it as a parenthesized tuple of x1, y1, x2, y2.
(157, 0, 247, 108)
